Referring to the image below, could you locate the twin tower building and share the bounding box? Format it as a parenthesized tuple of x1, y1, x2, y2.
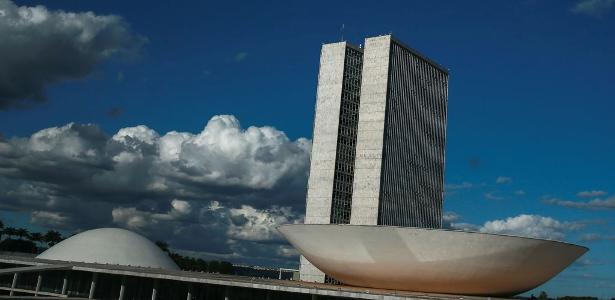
(301, 35, 449, 282)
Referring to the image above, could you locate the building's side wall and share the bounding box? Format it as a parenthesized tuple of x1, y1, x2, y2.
(377, 40, 448, 228)
(350, 36, 391, 225)
(301, 42, 348, 283)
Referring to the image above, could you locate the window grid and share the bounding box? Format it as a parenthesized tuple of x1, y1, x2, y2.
(377, 41, 448, 228)
(330, 46, 363, 225)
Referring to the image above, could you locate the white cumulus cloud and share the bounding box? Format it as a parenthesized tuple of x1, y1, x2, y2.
(448, 213, 584, 241)
(0, 115, 311, 266)
(228, 205, 302, 242)
(479, 214, 583, 240)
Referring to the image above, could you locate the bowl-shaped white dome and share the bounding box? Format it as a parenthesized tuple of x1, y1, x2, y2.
(278, 224, 588, 296)
(37, 228, 179, 270)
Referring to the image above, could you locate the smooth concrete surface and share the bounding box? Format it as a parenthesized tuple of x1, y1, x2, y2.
(278, 224, 588, 296)
(304, 41, 348, 226)
(36, 228, 180, 270)
(301, 41, 349, 283)
(350, 35, 391, 226)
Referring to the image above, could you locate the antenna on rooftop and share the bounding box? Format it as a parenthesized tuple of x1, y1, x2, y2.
(340, 24, 345, 42)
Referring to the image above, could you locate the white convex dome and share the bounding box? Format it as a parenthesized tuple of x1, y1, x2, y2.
(37, 228, 180, 270)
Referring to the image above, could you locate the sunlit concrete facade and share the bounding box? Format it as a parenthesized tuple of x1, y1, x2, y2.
(350, 35, 448, 227)
(302, 41, 363, 283)
(301, 35, 448, 283)
(303, 41, 363, 227)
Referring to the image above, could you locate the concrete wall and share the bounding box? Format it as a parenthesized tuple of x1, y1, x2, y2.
(350, 35, 448, 228)
(350, 35, 391, 225)
(302, 35, 448, 282)
(300, 42, 348, 283)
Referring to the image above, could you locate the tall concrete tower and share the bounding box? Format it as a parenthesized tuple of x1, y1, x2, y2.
(300, 35, 448, 283)
(301, 41, 363, 283)
(351, 35, 448, 228)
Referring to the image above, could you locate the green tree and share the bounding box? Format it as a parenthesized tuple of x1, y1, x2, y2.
(209, 261, 220, 273)
(43, 230, 63, 247)
(0, 239, 37, 253)
(29, 232, 43, 246)
(4, 227, 17, 239)
(0, 220, 4, 240)
(155, 241, 170, 253)
(219, 261, 234, 274)
(154, 240, 234, 274)
(15, 228, 29, 240)
(538, 291, 549, 300)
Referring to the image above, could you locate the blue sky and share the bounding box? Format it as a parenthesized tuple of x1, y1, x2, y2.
(0, 0, 614, 298)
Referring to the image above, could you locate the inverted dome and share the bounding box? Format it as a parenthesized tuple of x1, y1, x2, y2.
(37, 228, 179, 270)
(278, 224, 587, 296)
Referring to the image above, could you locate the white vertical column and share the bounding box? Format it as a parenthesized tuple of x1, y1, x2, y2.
(224, 286, 230, 300)
(61, 274, 68, 295)
(186, 284, 192, 300)
(34, 273, 42, 296)
(88, 273, 98, 299)
(151, 279, 158, 300)
(118, 277, 125, 300)
(9, 273, 18, 296)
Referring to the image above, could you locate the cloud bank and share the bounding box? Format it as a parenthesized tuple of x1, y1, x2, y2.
(0, 115, 310, 266)
(447, 213, 584, 241)
(479, 214, 583, 241)
(0, 0, 144, 109)
(571, 0, 615, 18)
(546, 197, 615, 210)
(577, 190, 607, 198)
(545, 191, 615, 210)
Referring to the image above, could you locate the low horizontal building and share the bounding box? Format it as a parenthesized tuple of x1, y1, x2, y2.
(0, 228, 508, 300)
(0, 254, 508, 300)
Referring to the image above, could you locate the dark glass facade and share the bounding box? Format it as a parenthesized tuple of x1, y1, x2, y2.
(329, 46, 363, 224)
(377, 40, 448, 228)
